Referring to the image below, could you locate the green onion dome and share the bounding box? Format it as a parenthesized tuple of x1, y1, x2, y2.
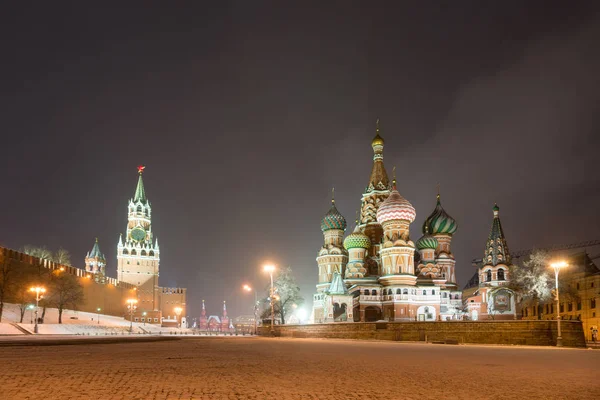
(320, 200, 347, 232)
(343, 226, 371, 250)
(416, 228, 438, 250)
(422, 194, 457, 235)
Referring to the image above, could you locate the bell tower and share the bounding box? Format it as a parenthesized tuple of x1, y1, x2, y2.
(117, 165, 161, 310)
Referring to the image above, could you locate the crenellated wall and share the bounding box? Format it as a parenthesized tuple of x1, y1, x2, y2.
(1, 246, 138, 318)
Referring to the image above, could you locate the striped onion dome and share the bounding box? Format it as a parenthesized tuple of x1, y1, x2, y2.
(422, 194, 457, 235)
(376, 181, 416, 224)
(320, 200, 347, 232)
(416, 227, 438, 250)
(343, 226, 371, 250)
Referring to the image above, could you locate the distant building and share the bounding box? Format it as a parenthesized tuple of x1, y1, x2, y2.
(311, 121, 463, 323)
(233, 315, 256, 334)
(198, 300, 233, 332)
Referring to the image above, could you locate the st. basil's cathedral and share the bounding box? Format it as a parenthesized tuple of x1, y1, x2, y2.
(312, 121, 514, 323)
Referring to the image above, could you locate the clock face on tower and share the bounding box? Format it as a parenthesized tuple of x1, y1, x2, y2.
(131, 227, 146, 242)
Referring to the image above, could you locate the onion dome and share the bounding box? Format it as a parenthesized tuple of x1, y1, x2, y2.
(416, 227, 439, 250)
(344, 225, 371, 250)
(371, 118, 385, 148)
(376, 180, 416, 224)
(320, 199, 347, 232)
(422, 193, 457, 235)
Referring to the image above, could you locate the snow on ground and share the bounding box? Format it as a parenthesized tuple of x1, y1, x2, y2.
(0, 303, 191, 335)
(0, 337, 597, 399)
(0, 324, 22, 335)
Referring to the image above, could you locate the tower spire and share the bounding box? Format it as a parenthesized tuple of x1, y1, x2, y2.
(331, 187, 335, 204)
(134, 165, 147, 203)
(483, 203, 511, 266)
(367, 119, 389, 191)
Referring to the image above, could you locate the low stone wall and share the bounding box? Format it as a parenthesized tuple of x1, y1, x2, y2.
(259, 320, 586, 347)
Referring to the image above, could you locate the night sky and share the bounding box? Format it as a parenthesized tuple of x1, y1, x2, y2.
(1, 2, 599, 319)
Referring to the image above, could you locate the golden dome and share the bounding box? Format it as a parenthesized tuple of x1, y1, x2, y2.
(372, 133, 384, 147)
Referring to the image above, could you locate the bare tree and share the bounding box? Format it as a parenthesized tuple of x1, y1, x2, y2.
(21, 245, 53, 261)
(261, 266, 304, 325)
(0, 258, 16, 322)
(53, 248, 72, 266)
(509, 250, 578, 318)
(48, 270, 84, 324)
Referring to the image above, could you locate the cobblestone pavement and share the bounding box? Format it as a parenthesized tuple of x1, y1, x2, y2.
(0, 337, 597, 400)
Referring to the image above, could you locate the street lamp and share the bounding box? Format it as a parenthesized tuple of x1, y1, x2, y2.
(174, 307, 183, 328)
(97, 307, 101, 325)
(243, 284, 258, 335)
(29, 287, 46, 334)
(142, 311, 147, 326)
(27, 304, 35, 324)
(551, 260, 568, 347)
(126, 298, 138, 333)
(263, 264, 276, 336)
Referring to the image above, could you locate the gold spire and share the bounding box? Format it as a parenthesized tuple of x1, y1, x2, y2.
(392, 166, 397, 189)
(331, 187, 335, 204)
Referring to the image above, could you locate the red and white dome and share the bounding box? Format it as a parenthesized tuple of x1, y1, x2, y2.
(376, 186, 416, 224)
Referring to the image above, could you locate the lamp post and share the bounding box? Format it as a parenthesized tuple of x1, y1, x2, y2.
(243, 284, 258, 335)
(27, 304, 35, 324)
(142, 311, 147, 326)
(263, 264, 276, 336)
(97, 307, 101, 325)
(29, 287, 46, 334)
(126, 298, 138, 333)
(551, 261, 568, 347)
(174, 307, 183, 328)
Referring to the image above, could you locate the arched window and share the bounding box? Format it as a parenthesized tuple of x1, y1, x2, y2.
(372, 290, 377, 296)
(137, 205, 142, 213)
(432, 290, 435, 295)
(486, 270, 492, 282)
(364, 289, 370, 295)
(131, 249, 137, 256)
(443, 292, 447, 298)
(422, 290, 426, 295)
(396, 289, 401, 295)
(403, 289, 408, 295)
(123, 249, 129, 255)
(149, 251, 154, 256)
(144, 209, 149, 217)
(498, 269, 505, 280)
(141, 250, 147, 256)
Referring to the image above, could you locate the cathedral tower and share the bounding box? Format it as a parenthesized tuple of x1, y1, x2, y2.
(316, 193, 348, 292)
(117, 166, 161, 310)
(376, 177, 417, 286)
(359, 120, 391, 276)
(422, 192, 458, 287)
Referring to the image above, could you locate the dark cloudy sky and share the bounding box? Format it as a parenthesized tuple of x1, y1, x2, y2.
(1, 1, 599, 318)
